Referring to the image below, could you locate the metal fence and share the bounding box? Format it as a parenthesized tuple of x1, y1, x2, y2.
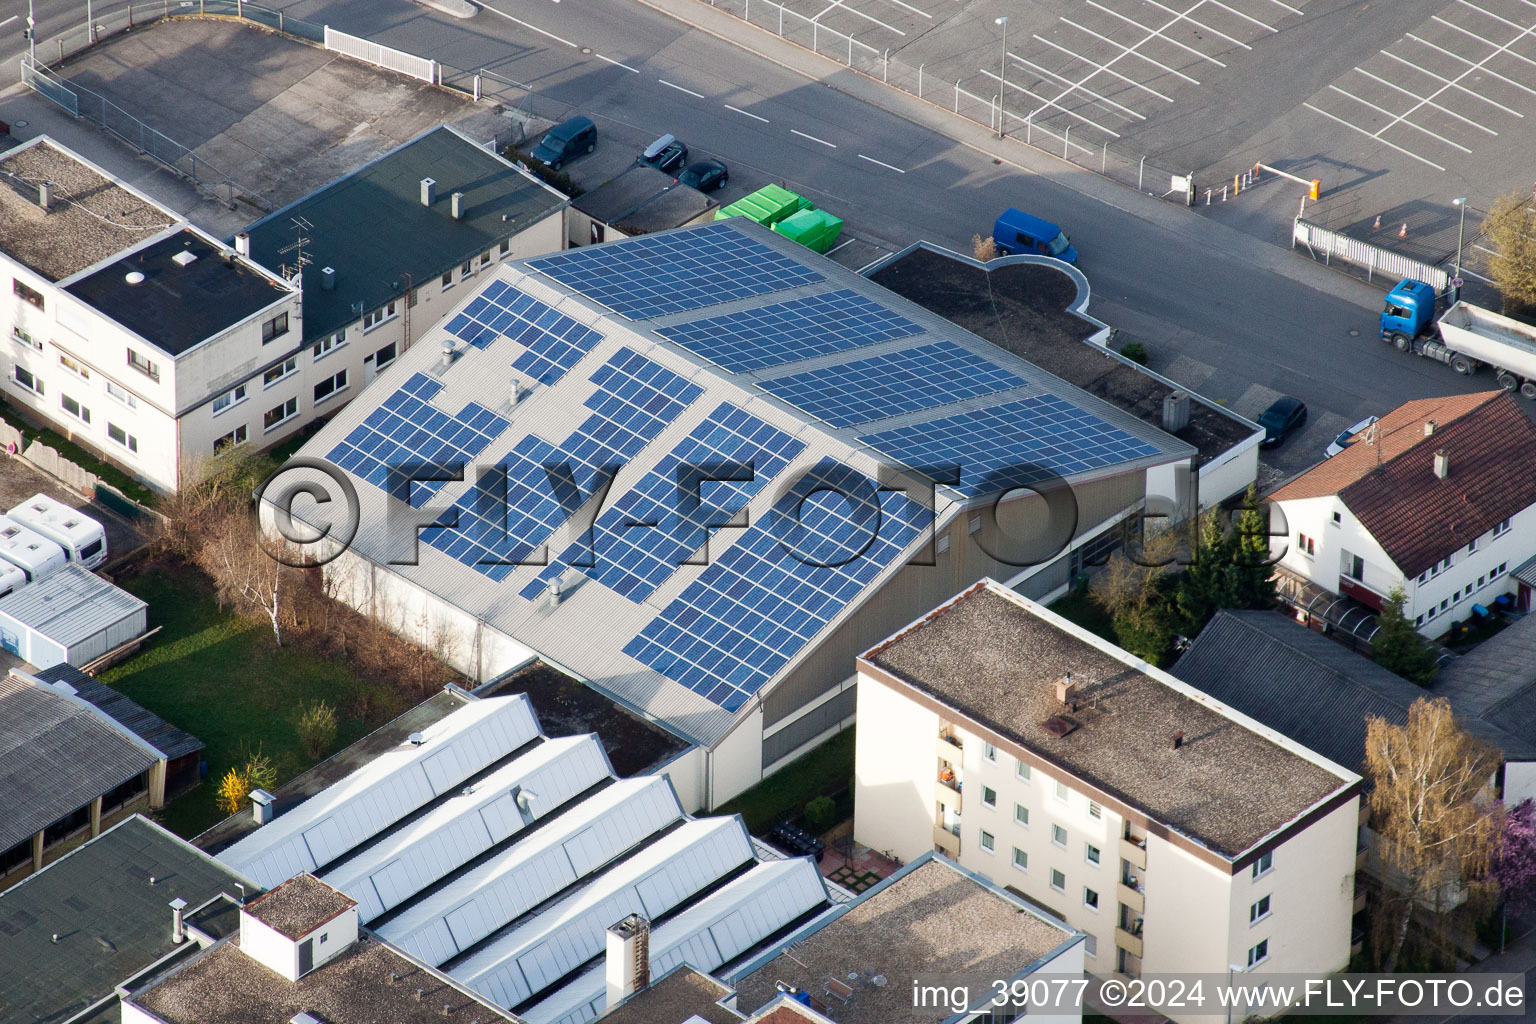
(325, 25, 436, 84)
(1293, 218, 1450, 292)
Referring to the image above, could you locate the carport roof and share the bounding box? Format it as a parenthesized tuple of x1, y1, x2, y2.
(242, 125, 568, 344)
(37, 664, 204, 761)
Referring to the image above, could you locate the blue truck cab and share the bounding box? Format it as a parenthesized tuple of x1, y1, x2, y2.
(1381, 278, 1438, 344)
(992, 209, 1078, 265)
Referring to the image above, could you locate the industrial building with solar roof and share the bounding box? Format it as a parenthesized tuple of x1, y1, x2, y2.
(276, 218, 1197, 808)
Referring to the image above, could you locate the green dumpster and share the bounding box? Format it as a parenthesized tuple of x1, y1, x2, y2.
(772, 208, 844, 254)
(714, 184, 813, 226)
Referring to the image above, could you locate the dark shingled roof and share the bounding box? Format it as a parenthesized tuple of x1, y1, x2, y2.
(243, 873, 356, 940)
(243, 125, 567, 344)
(0, 815, 251, 1024)
(65, 228, 292, 357)
(573, 165, 717, 235)
(1433, 611, 1536, 754)
(0, 673, 158, 850)
(864, 583, 1353, 858)
(37, 664, 204, 761)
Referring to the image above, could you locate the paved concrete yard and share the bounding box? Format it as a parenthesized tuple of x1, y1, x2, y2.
(0, 455, 148, 567)
(17, 17, 475, 228)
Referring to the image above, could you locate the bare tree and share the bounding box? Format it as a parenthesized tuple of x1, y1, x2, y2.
(1091, 522, 1183, 618)
(198, 522, 290, 646)
(1365, 697, 1504, 971)
(1482, 191, 1536, 313)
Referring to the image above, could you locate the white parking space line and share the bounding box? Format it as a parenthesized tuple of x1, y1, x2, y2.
(1374, 17, 1536, 144)
(659, 79, 706, 98)
(725, 103, 770, 122)
(1380, 49, 1527, 115)
(1010, 51, 1149, 120)
(1303, 102, 1448, 171)
(982, 69, 1124, 136)
(1258, 0, 1304, 16)
(791, 128, 837, 147)
(1351, 68, 1499, 133)
(0, 16, 15, 28)
(1434, 14, 1536, 73)
(478, 3, 578, 47)
(1407, 33, 1536, 96)
(1326, 85, 1472, 152)
(1061, 19, 1202, 83)
(1457, 0, 1536, 38)
(1083, 3, 1233, 64)
(858, 154, 906, 172)
(1033, 34, 1176, 102)
(1199, 0, 1282, 34)
(812, 0, 904, 35)
(871, 0, 932, 19)
(1125, 0, 1253, 49)
(597, 53, 640, 73)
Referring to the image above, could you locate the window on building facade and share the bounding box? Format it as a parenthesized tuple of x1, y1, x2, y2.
(263, 358, 298, 388)
(480, 251, 492, 267)
(106, 380, 137, 408)
(1084, 887, 1099, 910)
(58, 354, 90, 381)
(1050, 869, 1066, 892)
(1086, 843, 1101, 865)
(461, 260, 473, 278)
(1015, 759, 1031, 781)
(1252, 850, 1273, 878)
(313, 330, 347, 360)
(314, 369, 349, 404)
(213, 384, 248, 415)
(1468, 537, 1478, 554)
(1247, 939, 1269, 966)
(215, 425, 248, 453)
(1494, 518, 1511, 538)
(979, 830, 995, 853)
(1052, 824, 1067, 848)
(374, 341, 398, 370)
(12, 278, 44, 310)
(1014, 804, 1029, 827)
(1012, 847, 1028, 871)
(107, 422, 138, 453)
(12, 365, 43, 395)
(1250, 895, 1271, 923)
(261, 312, 290, 344)
(363, 301, 397, 331)
(264, 397, 298, 431)
(1493, 561, 1508, 578)
(1055, 780, 1069, 801)
(981, 786, 997, 809)
(60, 393, 90, 424)
(127, 349, 159, 381)
(11, 326, 42, 351)
(442, 271, 454, 290)
(499, 238, 512, 256)
(1332, 511, 1341, 524)
(982, 742, 996, 763)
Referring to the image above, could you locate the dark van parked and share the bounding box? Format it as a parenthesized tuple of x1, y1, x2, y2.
(532, 116, 597, 171)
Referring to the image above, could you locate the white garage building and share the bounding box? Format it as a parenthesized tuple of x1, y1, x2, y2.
(0, 564, 147, 669)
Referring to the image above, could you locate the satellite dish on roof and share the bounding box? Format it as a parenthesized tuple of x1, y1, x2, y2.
(125, 271, 145, 285)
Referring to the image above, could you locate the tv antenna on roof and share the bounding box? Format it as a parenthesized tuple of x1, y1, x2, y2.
(278, 216, 315, 278)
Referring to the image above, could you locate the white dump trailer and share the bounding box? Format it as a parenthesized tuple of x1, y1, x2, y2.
(1412, 301, 1536, 398)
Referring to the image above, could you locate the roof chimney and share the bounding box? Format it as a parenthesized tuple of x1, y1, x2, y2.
(37, 182, 52, 211)
(1055, 672, 1078, 705)
(235, 232, 251, 258)
(605, 914, 651, 1010)
(1172, 731, 1185, 750)
(320, 266, 336, 291)
(1424, 419, 1437, 436)
(251, 788, 275, 825)
(420, 177, 437, 207)
(170, 897, 189, 944)
(1434, 449, 1450, 480)
(450, 192, 466, 220)
(1161, 391, 1190, 433)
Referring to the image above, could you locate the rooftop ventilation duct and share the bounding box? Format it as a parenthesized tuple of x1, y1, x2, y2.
(37, 182, 52, 211)
(1434, 449, 1450, 480)
(605, 914, 651, 1010)
(509, 380, 522, 407)
(1041, 716, 1076, 738)
(125, 271, 146, 285)
(172, 250, 197, 268)
(235, 232, 251, 258)
(408, 731, 426, 746)
(170, 898, 188, 944)
(450, 192, 466, 219)
(1162, 391, 1190, 433)
(250, 788, 275, 825)
(546, 577, 564, 611)
(1055, 672, 1077, 706)
(420, 177, 437, 207)
(437, 340, 458, 374)
(320, 267, 336, 291)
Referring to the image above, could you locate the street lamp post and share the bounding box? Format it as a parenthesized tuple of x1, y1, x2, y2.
(995, 16, 1008, 138)
(1452, 197, 1468, 303)
(27, 0, 36, 62)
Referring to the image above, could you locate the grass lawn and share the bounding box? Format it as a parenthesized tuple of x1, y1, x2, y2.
(99, 560, 407, 838)
(718, 727, 855, 834)
(1049, 589, 1117, 644)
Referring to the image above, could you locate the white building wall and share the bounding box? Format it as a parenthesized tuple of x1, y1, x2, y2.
(1506, 761, 1536, 807)
(1140, 837, 1232, 978)
(709, 706, 766, 811)
(302, 906, 359, 974)
(238, 909, 299, 980)
(852, 674, 939, 864)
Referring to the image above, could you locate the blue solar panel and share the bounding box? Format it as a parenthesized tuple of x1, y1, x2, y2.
(655, 289, 924, 373)
(442, 280, 603, 385)
(857, 394, 1163, 497)
(525, 222, 824, 320)
(520, 403, 807, 604)
(423, 349, 704, 579)
(756, 340, 1028, 427)
(624, 458, 931, 711)
(326, 372, 510, 506)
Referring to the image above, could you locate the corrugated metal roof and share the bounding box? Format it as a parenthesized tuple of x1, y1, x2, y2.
(37, 664, 203, 760)
(0, 674, 158, 849)
(217, 695, 539, 887)
(378, 775, 684, 966)
(0, 564, 145, 645)
(321, 734, 613, 921)
(454, 817, 755, 1007)
(284, 220, 1192, 747)
(526, 857, 830, 1024)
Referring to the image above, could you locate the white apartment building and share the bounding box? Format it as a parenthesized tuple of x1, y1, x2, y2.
(0, 137, 302, 491)
(854, 581, 1362, 1022)
(1269, 391, 1536, 636)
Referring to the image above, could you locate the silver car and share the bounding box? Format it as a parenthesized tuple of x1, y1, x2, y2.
(1325, 415, 1379, 458)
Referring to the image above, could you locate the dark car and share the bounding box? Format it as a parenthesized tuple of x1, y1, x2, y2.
(640, 133, 688, 173)
(1258, 396, 1308, 448)
(532, 116, 597, 171)
(677, 159, 728, 193)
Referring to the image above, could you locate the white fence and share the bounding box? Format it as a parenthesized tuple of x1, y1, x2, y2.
(1293, 218, 1449, 292)
(324, 25, 436, 84)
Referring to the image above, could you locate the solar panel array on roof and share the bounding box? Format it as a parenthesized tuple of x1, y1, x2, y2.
(624, 458, 932, 711)
(321, 735, 612, 922)
(455, 818, 756, 1008)
(444, 281, 605, 385)
(217, 696, 539, 889)
(528, 858, 829, 1024)
(520, 403, 806, 604)
(378, 776, 684, 967)
(424, 349, 703, 581)
(655, 288, 924, 373)
(756, 340, 1029, 428)
(858, 393, 1164, 497)
(525, 221, 824, 320)
(327, 373, 510, 506)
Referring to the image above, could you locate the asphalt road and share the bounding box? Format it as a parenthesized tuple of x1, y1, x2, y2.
(1, 0, 1495, 476)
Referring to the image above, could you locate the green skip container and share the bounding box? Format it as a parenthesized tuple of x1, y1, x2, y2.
(772, 208, 843, 254)
(714, 183, 813, 226)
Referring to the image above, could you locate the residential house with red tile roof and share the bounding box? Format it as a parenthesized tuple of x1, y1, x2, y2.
(1268, 391, 1536, 636)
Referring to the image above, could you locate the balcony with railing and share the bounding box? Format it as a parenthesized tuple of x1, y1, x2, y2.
(1338, 574, 1386, 613)
(933, 822, 960, 856)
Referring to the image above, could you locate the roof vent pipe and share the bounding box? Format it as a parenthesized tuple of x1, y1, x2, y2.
(320, 267, 336, 291)
(1434, 449, 1450, 480)
(546, 577, 563, 611)
(170, 898, 188, 944)
(235, 232, 251, 258)
(1424, 419, 1437, 436)
(1172, 732, 1185, 751)
(451, 192, 466, 220)
(420, 178, 437, 207)
(37, 182, 52, 211)
(1161, 391, 1190, 433)
(510, 380, 521, 406)
(1055, 673, 1077, 705)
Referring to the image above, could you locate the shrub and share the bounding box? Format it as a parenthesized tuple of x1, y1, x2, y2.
(804, 795, 838, 833)
(504, 148, 585, 198)
(297, 700, 339, 760)
(214, 752, 278, 816)
(972, 234, 998, 261)
(1119, 341, 1150, 365)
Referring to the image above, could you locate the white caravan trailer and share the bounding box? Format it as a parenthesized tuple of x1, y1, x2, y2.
(0, 516, 68, 582)
(0, 561, 24, 600)
(7, 494, 108, 569)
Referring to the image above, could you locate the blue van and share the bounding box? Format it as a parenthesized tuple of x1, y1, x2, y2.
(992, 209, 1078, 265)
